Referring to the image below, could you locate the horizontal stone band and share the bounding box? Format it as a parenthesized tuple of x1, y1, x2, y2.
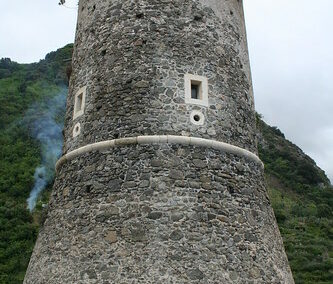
(55, 135, 264, 171)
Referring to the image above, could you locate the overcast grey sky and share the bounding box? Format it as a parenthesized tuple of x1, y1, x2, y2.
(1, 0, 332, 183)
(244, 0, 333, 183)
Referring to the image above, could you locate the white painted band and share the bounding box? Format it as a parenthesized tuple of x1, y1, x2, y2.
(55, 135, 264, 171)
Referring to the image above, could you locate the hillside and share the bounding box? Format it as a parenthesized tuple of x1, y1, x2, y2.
(0, 44, 72, 283)
(257, 116, 333, 283)
(0, 45, 332, 283)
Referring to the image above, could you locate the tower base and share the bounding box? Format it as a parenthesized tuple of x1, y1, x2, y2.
(24, 143, 294, 283)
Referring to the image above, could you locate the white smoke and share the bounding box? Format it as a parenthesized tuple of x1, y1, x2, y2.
(24, 90, 66, 211)
(27, 167, 47, 211)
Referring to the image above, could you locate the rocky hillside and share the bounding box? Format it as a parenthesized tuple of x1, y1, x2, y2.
(0, 45, 332, 283)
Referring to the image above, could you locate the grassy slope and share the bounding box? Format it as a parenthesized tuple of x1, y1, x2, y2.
(0, 45, 332, 283)
(0, 44, 72, 283)
(257, 114, 333, 283)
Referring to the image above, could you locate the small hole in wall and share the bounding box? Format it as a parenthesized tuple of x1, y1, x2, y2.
(230, 10, 234, 16)
(101, 49, 106, 56)
(92, 5, 96, 11)
(190, 111, 205, 126)
(194, 14, 203, 21)
(85, 184, 92, 193)
(96, 104, 102, 111)
(136, 12, 144, 19)
(193, 115, 201, 122)
(73, 122, 81, 138)
(114, 133, 119, 139)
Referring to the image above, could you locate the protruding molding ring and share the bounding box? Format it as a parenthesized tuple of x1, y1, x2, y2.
(55, 135, 264, 171)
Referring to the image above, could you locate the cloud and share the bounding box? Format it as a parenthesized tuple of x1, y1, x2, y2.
(0, 0, 77, 63)
(244, 0, 333, 183)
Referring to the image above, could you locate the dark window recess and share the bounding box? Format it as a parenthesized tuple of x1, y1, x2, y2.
(191, 84, 199, 99)
(76, 93, 83, 112)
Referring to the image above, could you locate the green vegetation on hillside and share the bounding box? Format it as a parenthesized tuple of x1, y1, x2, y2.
(0, 44, 72, 283)
(257, 114, 333, 284)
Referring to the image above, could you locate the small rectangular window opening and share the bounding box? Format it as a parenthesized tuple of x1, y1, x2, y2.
(75, 93, 83, 112)
(184, 74, 208, 107)
(191, 80, 202, 100)
(73, 86, 87, 120)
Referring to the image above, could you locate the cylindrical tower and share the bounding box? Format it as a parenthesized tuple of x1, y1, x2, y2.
(25, 0, 294, 283)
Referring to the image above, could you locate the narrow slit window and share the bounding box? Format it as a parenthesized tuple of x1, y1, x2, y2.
(191, 81, 202, 100)
(76, 93, 83, 112)
(73, 86, 87, 120)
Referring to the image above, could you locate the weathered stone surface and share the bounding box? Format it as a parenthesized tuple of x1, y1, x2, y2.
(147, 211, 163, 220)
(187, 268, 205, 280)
(169, 169, 184, 180)
(24, 0, 294, 283)
(105, 230, 117, 243)
(169, 229, 184, 241)
(25, 146, 294, 283)
(60, 0, 258, 155)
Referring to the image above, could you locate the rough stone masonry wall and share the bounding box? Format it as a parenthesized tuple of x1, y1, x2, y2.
(24, 145, 294, 284)
(63, 0, 257, 154)
(25, 0, 295, 283)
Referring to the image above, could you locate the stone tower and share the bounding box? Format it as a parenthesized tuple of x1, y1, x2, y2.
(25, 0, 294, 283)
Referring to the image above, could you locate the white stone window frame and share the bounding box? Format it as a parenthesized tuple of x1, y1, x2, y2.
(184, 74, 209, 107)
(73, 86, 87, 120)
